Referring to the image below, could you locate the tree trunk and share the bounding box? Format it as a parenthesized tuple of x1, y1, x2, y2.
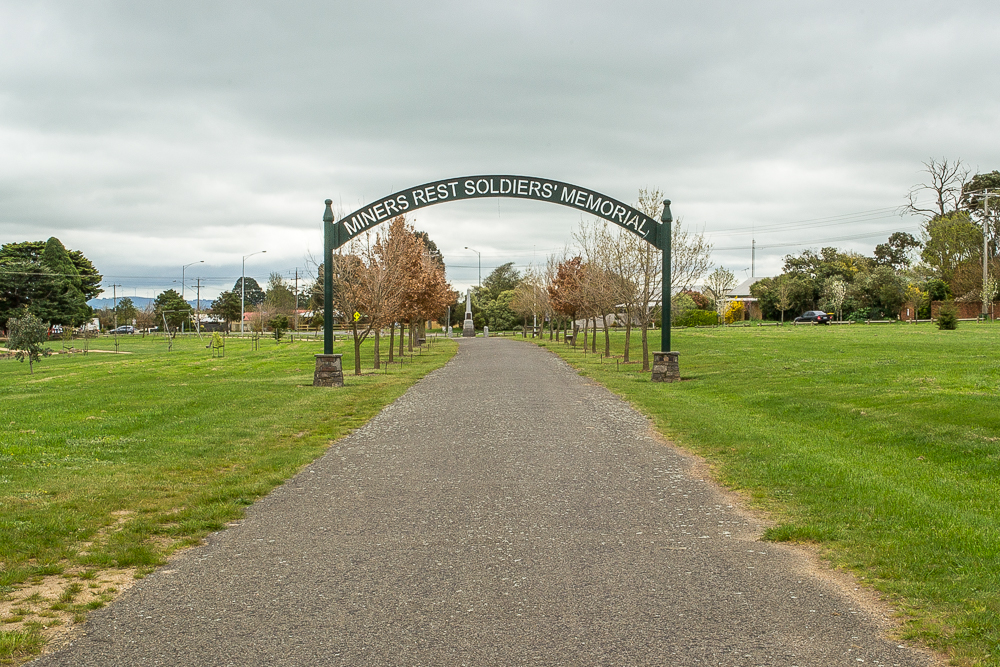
(373, 328, 381, 369)
(388, 323, 395, 363)
(640, 321, 650, 371)
(582, 317, 589, 350)
(624, 318, 632, 363)
(351, 321, 362, 376)
(591, 316, 597, 353)
(399, 319, 406, 358)
(602, 313, 611, 357)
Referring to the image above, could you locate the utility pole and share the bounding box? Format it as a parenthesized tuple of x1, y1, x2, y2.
(195, 278, 204, 340)
(294, 268, 299, 332)
(984, 192, 990, 321)
(241, 250, 267, 335)
(110, 283, 122, 352)
(751, 239, 755, 278)
(969, 188, 999, 320)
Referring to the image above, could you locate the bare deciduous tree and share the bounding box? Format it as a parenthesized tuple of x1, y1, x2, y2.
(903, 158, 970, 219)
(329, 223, 419, 376)
(510, 267, 550, 338)
(704, 267, 737, 323)
(573, 219, 626, 357)
(635, 188, 712, 368)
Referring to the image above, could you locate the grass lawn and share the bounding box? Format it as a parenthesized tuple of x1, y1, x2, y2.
(532, 322, 1000, 667)
(0, 332, 456, 663)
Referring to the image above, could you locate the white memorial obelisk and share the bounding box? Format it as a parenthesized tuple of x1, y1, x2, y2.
(462, 289, 475, 337)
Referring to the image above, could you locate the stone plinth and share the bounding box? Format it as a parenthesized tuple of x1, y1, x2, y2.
(313, 353, 344, 387)
(651, 351, 680, 383)
(462, 318, 475, 338)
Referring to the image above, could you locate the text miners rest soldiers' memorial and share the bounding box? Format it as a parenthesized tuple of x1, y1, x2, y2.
(338, 176, 657, 244)
(316, 175, 679, 385)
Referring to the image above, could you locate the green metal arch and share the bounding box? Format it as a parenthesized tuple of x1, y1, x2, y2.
(325, 175, 662, 250)
(321, 175, 673, 358)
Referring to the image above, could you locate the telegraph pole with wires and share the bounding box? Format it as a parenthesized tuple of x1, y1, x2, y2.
(294, 268, 300, 332)
(110, 283, 122, 352)
(985, 192, 992, 320)
(195, 278, 204, 340)
(968, 188, 1000, 320)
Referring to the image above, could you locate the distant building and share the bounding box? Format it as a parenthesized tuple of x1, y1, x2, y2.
(726, 277, 770, 320)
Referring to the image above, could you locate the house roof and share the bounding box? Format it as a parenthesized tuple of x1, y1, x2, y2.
(726, 276, 770, 298)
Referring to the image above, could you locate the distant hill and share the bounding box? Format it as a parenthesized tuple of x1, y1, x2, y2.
(87, 297, 203, 310)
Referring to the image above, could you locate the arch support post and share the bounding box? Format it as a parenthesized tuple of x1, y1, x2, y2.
(651, 351, 679, 382)
(315, 199, 343, 387)
(313, 353, 344, 387)
(323, 199, 335, 356)
(653, 199, 678, 382)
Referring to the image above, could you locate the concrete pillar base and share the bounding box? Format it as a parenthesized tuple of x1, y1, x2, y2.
(651, 351, 680, 382)
(462, 319, 475, 337)
(313, 354, 344, 387)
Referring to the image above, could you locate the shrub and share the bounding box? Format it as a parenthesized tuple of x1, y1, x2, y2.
(724, 300, 745, 324)
(680, 289, 711, 311)
(267, 314, 290, 341)
(7, 310, 52, 374)
(670, 293, 697, 325)
(936, 301, 958, 330)
(676, 309, 718, 327)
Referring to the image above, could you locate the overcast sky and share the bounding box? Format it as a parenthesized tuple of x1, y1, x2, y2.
(3, 1, 1000, 302)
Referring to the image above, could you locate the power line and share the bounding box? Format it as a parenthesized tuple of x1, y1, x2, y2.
(712, 223, 923, 251)
(708, 206, 907, 236)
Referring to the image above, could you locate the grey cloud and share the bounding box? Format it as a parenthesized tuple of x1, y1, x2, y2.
(2, 1, 999, 295)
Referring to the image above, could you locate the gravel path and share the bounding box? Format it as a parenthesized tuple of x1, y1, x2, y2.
(32, 338, 937, 666)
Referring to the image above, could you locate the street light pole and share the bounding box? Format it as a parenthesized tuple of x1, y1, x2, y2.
(241, 250, 266, 335)
(464, 246, 481, 287)
(180, 261, 203, 334)
(181, 261, 204, 300)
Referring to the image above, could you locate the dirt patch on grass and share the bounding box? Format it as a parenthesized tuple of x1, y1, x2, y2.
(0, 510, 198, 663)
(0, 567, 140, 655)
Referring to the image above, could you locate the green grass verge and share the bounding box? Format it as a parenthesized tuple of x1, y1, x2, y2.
(533, 323, 1000, 667)
(0, 627, 43, 665)
(0, 332, 455, 660)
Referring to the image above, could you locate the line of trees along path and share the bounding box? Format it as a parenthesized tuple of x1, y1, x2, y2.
(313, 215, 455, 375)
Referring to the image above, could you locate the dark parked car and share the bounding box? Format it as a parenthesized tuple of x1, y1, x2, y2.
(793, 310, 831, 324)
